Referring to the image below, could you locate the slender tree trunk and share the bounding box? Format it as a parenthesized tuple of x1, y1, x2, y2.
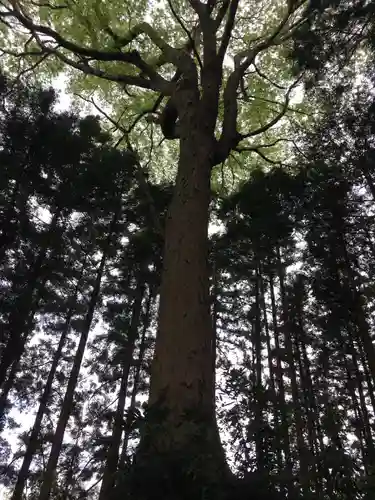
(253, 264, 264, 473)
(269, 273, 292, 485)
(334, 223, 375, 385)
(119, 289, 154, 469)
(346, 337, 375, 461)
(11, 262, 85, 500)
(0, 306, 40, 423)
(38, 210, 120, 500)
(0, 209, 60, 390)
(211, 247, 218, 394)
(259, 266, 282, 473)
(99, 278, 145, 500)
(61, 439, 80, 500)
(291, 290, 322, 495)
(277, 249, 307, 496)
(344, 356, 370, 474)
(300, 340, 323, 452)
(357, 335, 375, 416)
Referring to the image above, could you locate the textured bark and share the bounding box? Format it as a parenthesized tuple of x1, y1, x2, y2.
(148, 124, 216, 442)
(136, 82, 230, 493)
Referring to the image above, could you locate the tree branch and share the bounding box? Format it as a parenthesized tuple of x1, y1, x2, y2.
(2, 3, 192, 89)
(45, 43, 159, 89)
(214, 0, 231, 30)
(218, 0, 240, 62)
(239, 75, 303, 140)
(234, 145, 283, 166)
(214, 2, 308, 165)
(76, 95, 163, 235)
(188, 0, 206, 19)
(234, 1, 306, 71)
(239, 137, 297, 149)
(29, 1, 67, 8)
(166, 0, 203, 70)
(112, 22, 194, 73)
(252, 61, 287, 90)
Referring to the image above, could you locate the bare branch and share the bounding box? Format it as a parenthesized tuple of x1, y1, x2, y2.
(252, 61, 287, 90)
(234, 145, 283, 166)
(240, 137, 297, 149)
(166, 0, 203, 70)
(214, 0, 231, 30)
(188, 0, 206, 18)
(28, 1, 67, 8)
(240, 92, 311, 117)
(218, 0, 240, 62)
(239, 75, 303, 140)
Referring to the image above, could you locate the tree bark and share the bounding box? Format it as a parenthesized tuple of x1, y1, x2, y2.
(135, 84, 230, 496)
(148, 133, 215, 435)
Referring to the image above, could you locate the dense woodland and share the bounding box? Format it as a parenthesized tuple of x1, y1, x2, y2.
(0, 1, 375, 499)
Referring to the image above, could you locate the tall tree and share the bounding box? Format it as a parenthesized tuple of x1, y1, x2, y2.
(0, 1, 315, 496)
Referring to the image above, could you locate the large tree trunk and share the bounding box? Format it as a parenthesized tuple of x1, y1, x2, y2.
(133, 91, 230, 499)
(149, 134, 216, 437)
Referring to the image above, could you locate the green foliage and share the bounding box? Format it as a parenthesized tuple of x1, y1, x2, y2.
(0, 0, 311, 183)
